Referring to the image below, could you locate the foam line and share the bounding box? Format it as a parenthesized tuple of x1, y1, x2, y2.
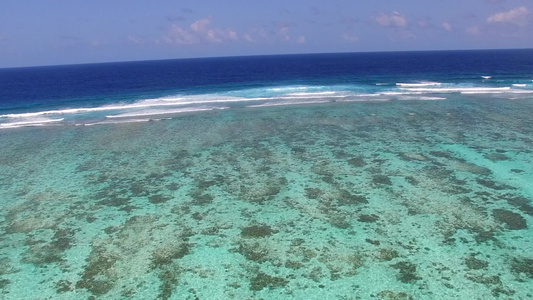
(286, 91, 337, 96)
(247, 99, 330, 108)
(396, 82, 442, 87)
(401, 87, 511, 93)
(0, 118, 64, 129)
(106, 107, 227, 118)
(84, 119, 152, 126)
(397, 96, 446, 101)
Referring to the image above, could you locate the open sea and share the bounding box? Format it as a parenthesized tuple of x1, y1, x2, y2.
(1, 49, 532, 299)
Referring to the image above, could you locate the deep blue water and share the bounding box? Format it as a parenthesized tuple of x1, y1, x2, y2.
(1, 49, 532, 128)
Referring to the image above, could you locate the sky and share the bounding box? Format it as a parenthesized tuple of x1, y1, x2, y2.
(1, 0, 532, 68)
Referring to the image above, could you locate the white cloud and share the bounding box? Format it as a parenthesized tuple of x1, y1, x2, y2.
(227, 30, 238, 41)
(273, 24, 303, 43)
(243, 33, 254, 42)
(190, 18, 211, 34)
(164, 18, 238, 45)
(375, 12, 407, 28)
(442, 22, 452, 31)
(165, 25, 198, 44)
(342, 34, 359, 43)
(127, 35, 145, 45)
(278, 26, 291, 41)
(242, 27, 269, 43)
(466, 26, 480, 35)
(487, 6, 529, 26)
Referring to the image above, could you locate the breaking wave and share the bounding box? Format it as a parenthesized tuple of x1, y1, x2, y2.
(1, 79, 532, 129)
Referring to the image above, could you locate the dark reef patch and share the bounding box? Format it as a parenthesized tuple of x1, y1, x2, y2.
(241, 225, 275, 238)
(511, 257, 533, 278)
(189, 189, 214, 205)
(377, 290, 413, 300)
(491, 287, 515, 297)
(404, 176, 419, 186)
(366, 239, 381, 246)
(328, 215, 351, 229)
(0, 279, 11, 289)
(466, 274, 501, 285)
(503, 194, 533, 216)
(166, 182, 179, 191)
(250, 272, 288, 291)
(130, 182, 148, 196)
(492, 209, 527, 230)
(373, 175, 392, 186)
(476, 178, 514, 190)
(240, 177, 287, 203)
(52, 228, 75, 251)
(377, 249, 399, 261)
(151, 244, 190, 268)
(337, 189, 368, 205)
(55, 280, 73, 293)
(236, 241, 269, 263)
(348, 156, 366, 167)
(474, 231, 496, 244)
(291, 147, 306, 153)
(391, 261, 420, 283)
(464, 255, 488, 270)
(358, 214, 379, 223)
(484, 152, 509, 162)
(76, 251, 119, 295)
(149, 194, 172, 204)
(157, 274, 176, 299)
(22, 239, 65, 266)
(98, 195, 131, 207)
(305, 187, 323, 199)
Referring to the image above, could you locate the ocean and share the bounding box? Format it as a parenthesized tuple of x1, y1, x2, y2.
(0, 49, 532, 299)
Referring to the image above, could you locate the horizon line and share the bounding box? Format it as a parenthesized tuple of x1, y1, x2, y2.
(2, 47, 532, 70)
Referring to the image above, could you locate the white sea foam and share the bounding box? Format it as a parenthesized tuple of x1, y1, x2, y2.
(397, 96, 446, 101)
(286, 91, 337, 96)
(482, 76, 492, 79)
(106, 107, 227, 119)
(0, 118, 64, 129)
(270, 86, 307, 92)
(355, 93, 383, 97)
(0, 96, 253, 119)
(84, 118, 153, 126)
(396, 82, 442, 87)
(337, 97, 391, 102)
(2, 81, 530, 130)
(247, 99, 330, 108)
(0, 88, 346, 123)
(277, 95, 347, 100)
(401, 87, 511, 93)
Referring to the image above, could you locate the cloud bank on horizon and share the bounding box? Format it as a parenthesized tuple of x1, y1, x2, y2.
(0, 0, 532, 67)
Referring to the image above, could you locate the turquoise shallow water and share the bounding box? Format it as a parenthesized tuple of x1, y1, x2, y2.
(0, 96, 532, 299)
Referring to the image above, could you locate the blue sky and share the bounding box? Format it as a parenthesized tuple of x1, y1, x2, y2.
(1, 0, 532, 67)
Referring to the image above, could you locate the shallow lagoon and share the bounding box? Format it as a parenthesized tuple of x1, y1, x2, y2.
(1, 96, 532, 299)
